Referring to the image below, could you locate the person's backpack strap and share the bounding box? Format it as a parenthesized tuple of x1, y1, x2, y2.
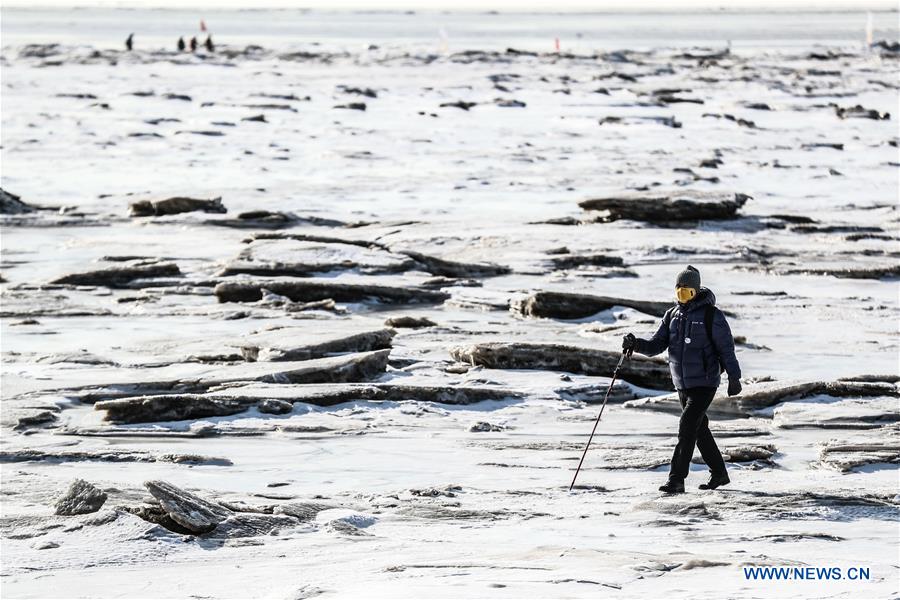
(704, 305, 725, 373)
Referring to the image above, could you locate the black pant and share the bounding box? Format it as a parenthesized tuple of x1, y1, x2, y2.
(668, 386, 727, 482)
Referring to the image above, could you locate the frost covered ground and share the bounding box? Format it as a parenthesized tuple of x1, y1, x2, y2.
(1, 7, 899, 599)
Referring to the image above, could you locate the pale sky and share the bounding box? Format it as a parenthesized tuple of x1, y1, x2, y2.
(2, 0, 897, 10)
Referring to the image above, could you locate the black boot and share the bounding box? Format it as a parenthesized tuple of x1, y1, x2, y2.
(699, 472, 730, 490)
(658, 479, 685, 494)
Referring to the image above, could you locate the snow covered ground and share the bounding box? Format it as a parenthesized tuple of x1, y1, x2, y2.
(1, 7, 898, 599)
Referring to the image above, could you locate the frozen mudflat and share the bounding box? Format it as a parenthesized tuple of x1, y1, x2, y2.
(1, 8, 899, 599)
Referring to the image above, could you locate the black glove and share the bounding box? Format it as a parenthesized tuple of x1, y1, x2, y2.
(622, 333, 636, 355)
(727, 377, 742, 397)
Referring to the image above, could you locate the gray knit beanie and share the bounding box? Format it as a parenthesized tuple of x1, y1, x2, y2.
(676, 265, 701, 290)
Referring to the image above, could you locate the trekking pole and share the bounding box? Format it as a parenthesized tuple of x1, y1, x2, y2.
(569, 349, 631, 491)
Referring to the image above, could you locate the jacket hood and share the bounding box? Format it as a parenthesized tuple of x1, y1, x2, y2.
(682, 286, 716, 309)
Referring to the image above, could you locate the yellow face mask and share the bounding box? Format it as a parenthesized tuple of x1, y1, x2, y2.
(676, 286, 697, 304)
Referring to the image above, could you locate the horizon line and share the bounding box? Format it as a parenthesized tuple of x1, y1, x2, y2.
(2, 0, 898, 12)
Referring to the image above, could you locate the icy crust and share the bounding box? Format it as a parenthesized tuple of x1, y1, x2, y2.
(2, 31, 899, 600)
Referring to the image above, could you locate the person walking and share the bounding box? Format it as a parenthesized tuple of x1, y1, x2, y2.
(622, 265, 742, 494)
(125, 33, 134, 51)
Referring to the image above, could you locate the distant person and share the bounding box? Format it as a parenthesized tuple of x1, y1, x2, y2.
(177, 37, 186, 52)
(622, 265, 742, 495)
(204, 35, 214, 52)
(190, 36, 198, 52)
(125, 33, 134, 51)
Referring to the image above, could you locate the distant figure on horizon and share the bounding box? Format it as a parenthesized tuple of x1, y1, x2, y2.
(177, 36, 186, 52)
(125, 33, 133, 51)
(204, 35, 214, 52)
(190, 36, 198, 52)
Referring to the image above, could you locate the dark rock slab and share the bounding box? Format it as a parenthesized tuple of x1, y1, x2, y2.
(258, 399, 293, 414)
(275, 502, 334, 521)
(470, 421, 506, 432)
(95, 381, 523, 424)
(50, 262, 180, 287)
(242, 103, 298, 112)
(678, 48, 730, 60)
(351, 384, 522, 405)
(97, 395, 259, 423)
(174, 130, 225, 137)
(116, 505, 188, 535)
(514, 290, 671, 319)
(702, 113, 757, 128)
(144, 480, 231, 533)
(495, 98, 526, 107)
(214, 279, 449, 304)
(554, 380, 636, 403)
(450, 342, 673, 390)
(246, 232, 382, 248)
(210, 213, 362, 229)
(527, 216, 588, 226)
(12, 409, 59, 431)
(626, 379, 899, 416)
(54, 479, 108, 516)
(18, 43, 62, 59)
(58, 425, 267, 439)
(56, 92, 99, 99)
(338, 86, 377, 98)
(835, 104, 890, 120)
(440, 100, 477, 110)
(384, 316, 437, 328)
(419, 277, 474, 289)
(802, 142, 843, 151)
(599, 115, 681, 128)
(129, 196, 226, 217)
(872, 40, 900, 54)
(547, 254, 624, 269)
(397, 250, 510, 278)
(0, 449, 231, 465)
(655, 94, 704, 105)
(819, 442, 900, 471)
(579, 191, 749, 223)
(233, 210, 292, 225)
(792, 224, 882, 234)
(781, 265, 900, 280)
(839, 374, 900, 384)
(327, 519, 370, 536)
(240, 327, 395, 361)
(212, 513, 302, 538)
(700, 443, 777, 465)
(1, 188, 43, 214)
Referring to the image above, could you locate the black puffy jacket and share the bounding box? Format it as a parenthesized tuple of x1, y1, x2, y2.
(633, 287, 741, 390)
